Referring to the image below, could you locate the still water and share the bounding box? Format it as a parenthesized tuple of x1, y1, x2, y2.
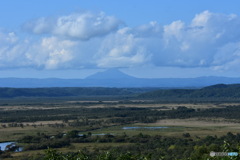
(0, 142, 22, 152)
(122, 126, 168, 130)
(0, 142, 15, 151)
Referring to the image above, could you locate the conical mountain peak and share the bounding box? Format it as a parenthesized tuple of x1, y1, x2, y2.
(86, 69, 135, 79)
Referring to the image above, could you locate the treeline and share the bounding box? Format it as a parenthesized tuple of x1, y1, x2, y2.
(0, 107, 153, 123)
(0, 87, 155, 98)
(2, 105, 240, 124)
(1, 83, 240, 101)
(139, 84, 240, 100)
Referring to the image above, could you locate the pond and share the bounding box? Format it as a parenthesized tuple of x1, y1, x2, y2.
(0, 142, 22, 152)
(78, 133, 114, 136)
(122, 126, 169, 130)
(0, 142, 15, 151)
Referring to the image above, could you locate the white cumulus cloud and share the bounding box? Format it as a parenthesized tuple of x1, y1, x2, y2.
(1, 10, 240, 73)
(25, 37, 77, 69)
(24, 12, 122, 40)
(95, 27, 151, 68)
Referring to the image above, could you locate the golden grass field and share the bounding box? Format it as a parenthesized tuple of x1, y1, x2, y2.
(1, 102, 240, 141)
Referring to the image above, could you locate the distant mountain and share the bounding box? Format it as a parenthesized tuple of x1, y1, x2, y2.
(86, 68, 135, 79)
(0, 69, 240, 88)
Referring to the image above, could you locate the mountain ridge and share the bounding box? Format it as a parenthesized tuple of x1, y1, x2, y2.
(0, 69, 240, 88)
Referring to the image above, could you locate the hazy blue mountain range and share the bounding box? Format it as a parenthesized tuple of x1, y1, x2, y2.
(0, 69, 240, 88)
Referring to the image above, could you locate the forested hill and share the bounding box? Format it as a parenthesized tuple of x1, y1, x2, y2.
(0, 87, 155, 98)
(138, 84, 240, 99)
(1, 84, 240, 99)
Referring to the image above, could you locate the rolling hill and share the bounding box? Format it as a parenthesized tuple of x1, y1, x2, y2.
(0, 84, 240, 99)
(138, 84, 240, 99)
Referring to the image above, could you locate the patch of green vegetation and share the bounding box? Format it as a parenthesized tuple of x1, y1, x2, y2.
(139, 84, 240, 102)
(4, 132, 240, 160)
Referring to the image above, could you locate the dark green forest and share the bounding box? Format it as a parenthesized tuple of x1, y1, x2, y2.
(0, 87, 156, 98)
(139, 84, 240, 100)
(1, 103, 240, 123)
(1, 84, 240, 101)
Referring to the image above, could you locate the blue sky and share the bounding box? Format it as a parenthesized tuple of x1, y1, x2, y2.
(1, 0, 240, 78)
